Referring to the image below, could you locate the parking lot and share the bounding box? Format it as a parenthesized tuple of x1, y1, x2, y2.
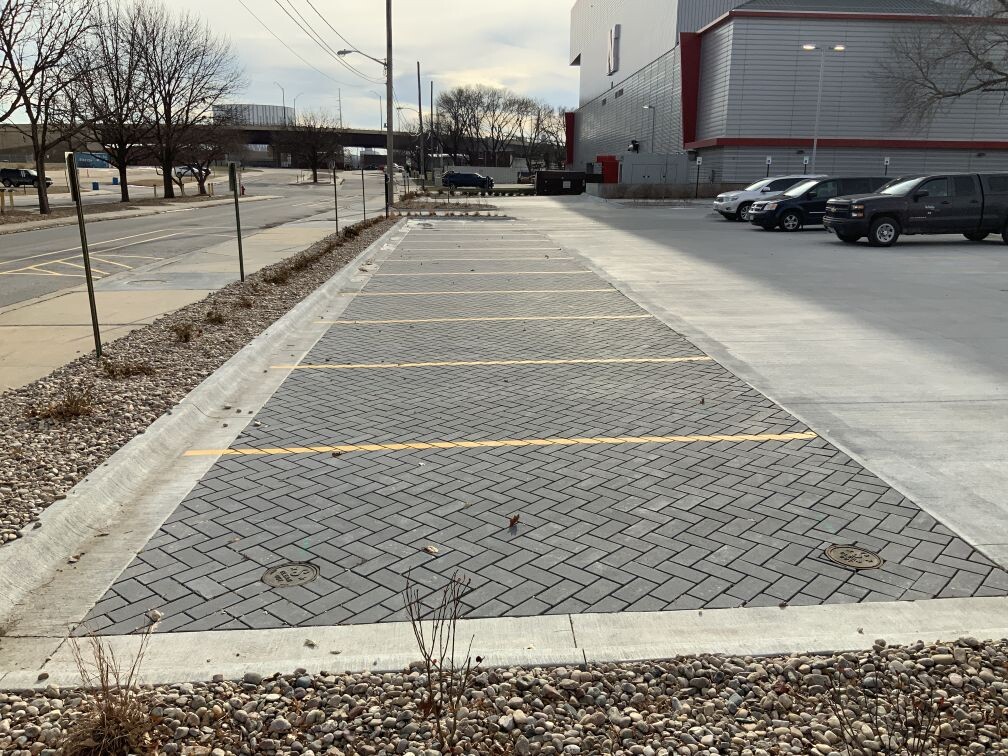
(498, 194, 1008, 573)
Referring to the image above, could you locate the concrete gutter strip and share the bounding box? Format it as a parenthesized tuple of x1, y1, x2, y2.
(0, 195, 278, 235)
(1, 597, 1006, 689)
(0, 220, 409, 667)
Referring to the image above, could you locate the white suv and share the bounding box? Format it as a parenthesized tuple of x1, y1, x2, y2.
(713, 175, 825, 221)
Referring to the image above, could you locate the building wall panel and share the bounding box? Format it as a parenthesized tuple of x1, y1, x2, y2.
(696, 23, 734, 140)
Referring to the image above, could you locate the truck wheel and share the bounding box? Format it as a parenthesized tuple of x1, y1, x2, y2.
(1002, 221, 1008, 245)
(32, 179, 39, 188)
(735, 202, 752, 222)
(837, 233, 860, 244)
(964, 231, 989, 242)
(1, 179, 9, 187)
(869, 217, 900, 247)
(779, 211, 802, 232)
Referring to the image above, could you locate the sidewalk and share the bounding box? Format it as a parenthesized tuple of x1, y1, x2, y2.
(1, 217, 1004, 687)
(0, 211, 333, 391)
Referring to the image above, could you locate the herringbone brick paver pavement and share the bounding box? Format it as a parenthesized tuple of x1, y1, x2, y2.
(81, 220, 1008, 634)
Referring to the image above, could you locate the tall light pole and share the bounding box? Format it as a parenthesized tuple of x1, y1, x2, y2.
(273, 82, 287, 127)
(292, 92, 305, 124)
(339, 0, 393, 214)
(642, 104, 656, 153)
(370, 90, 384, 129)
(802, 43, 845, 173)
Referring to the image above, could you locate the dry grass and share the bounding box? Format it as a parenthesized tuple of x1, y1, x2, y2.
(204, 308, 227, 325)
(32, 386, 96, 420)
(101, 359, 155, 380)
(237, 294, 254, 309)
(260, 215, 387, 287)
(61, 620, 165, 756)
(169, 321, 198, 343)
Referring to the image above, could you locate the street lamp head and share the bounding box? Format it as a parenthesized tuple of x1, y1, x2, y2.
(801, 43, 817, 51)
(337, 49, 353, 56)
(832, 44, 846, 51)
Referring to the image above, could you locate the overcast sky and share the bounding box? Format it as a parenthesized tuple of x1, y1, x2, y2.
(177, 0, 579, 129)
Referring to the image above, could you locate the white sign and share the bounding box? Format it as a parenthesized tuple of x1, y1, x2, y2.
(803, 156, 809, 165)
(766, 156, 773, 165)
(884, 156, 890, 166)
(696, 156, 703, 166)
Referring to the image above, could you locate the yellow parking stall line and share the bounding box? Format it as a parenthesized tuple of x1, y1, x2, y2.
(320, 315, 654, 325)
(372, 271, 593, 277)
(348, 288, 616, 297)
(271, 356, 713, 370)
(384, 257, 575, 262)
(184, 431, 818, 457)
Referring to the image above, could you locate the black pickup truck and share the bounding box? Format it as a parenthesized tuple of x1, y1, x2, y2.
(823, 173, 1008, 246)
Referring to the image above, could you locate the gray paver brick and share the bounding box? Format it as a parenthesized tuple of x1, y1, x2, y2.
(80, 222, 1007, 633)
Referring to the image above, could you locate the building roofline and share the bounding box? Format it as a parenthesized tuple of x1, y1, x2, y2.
(696, 8, 996, 36)
(685, 136, 1008, 150)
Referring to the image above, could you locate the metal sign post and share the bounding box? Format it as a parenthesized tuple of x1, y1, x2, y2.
(803, 156, 809, 174)
(765, 155, 772, 177)
(66, 153, 102, 359)
(694, 156, 702, 198)
(361, 167, 367, 220)
(384, 170, 390, 218)
(332, 165, 339, 232)
(884, 156, 890, 176)
(229, 162, 245, 281)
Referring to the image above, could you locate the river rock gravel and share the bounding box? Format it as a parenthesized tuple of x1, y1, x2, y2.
(0, 217, 393, 543)
(1, 638, 1006, 755)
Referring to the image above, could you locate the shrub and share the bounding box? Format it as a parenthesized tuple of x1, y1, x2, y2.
(101, 359, 155, 379)
(33, 385, 96, 420)
(204, 308, 226, 325)
(170, 321, 197, 343)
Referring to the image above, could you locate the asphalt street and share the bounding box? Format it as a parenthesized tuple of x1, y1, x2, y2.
(0, 168, 389, 308)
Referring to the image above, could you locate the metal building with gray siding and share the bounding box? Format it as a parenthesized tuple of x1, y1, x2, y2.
(568, 0, 1008, 185)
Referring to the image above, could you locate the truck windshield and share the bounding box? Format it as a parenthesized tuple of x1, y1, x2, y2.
(742, 179, 772, 191)
(878, 177, 922, 196)
(783, 180, 818, 197)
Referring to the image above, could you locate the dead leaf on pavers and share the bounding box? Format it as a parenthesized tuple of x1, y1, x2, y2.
(304, 639, 317, 648)
(424, 544, 440, 555)
(508, 514, 520, 528)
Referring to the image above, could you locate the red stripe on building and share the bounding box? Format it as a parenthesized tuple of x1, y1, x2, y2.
(564, 111, 576, 167)
(679, 32, 702, 147)
(685, 136, 1008, 150)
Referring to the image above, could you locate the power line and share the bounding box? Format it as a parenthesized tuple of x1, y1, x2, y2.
(272, 0, 384, 84)
(234, 0, 353, 88)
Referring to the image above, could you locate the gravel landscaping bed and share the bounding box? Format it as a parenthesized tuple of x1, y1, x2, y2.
(0, 216, 393, 543)
(1, 638, 1006, 755)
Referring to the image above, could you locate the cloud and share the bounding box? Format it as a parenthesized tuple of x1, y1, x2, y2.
(170, 0, 578, 125)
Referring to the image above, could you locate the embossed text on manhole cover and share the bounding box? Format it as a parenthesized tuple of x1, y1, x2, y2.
(824, 544, 883, 570)
(262, 562, 319, 587)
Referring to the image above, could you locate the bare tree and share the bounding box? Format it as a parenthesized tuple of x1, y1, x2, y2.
(281, 109, 343, 182)
(175, 110, 244, 195)
(475, 86, 524, 167)
(435, 87, 470, 164)
(0, 0, 94, 214)
(74, 0, 147, 202)
(514, 97, 549, 171)
(139, 2, 243, 199)
(881, 1, 1008, 124)
(542, 107, 570, 169)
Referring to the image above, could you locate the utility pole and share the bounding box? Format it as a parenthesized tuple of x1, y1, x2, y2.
(338, 88, 343, 127)
(417, 61, 425, 188)
(384, 0, 394, 215)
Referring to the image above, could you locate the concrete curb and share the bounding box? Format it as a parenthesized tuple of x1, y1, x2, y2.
(0, 219, 408, 658)
(0, 195, 277, 236)
(3, 597, 1006, 689)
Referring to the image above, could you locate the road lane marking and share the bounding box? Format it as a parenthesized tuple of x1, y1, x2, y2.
(0, 229, 174, 267)
(347, 288, 616, 297)
(185, 431, 819, 457)
(321, 315, 653, 325)
(271, 356, 713, 370)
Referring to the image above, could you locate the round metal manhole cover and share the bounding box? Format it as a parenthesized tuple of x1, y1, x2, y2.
(262, 562, 319, 587)
(824, 544, 883, 570)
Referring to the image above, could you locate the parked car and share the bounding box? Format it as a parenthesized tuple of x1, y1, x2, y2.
(713, 175, 824, 221)
(748, 176, 890, 231)
(824, 173, 1008, 246)
(0, 167, 52, 188)
(441, 170, 494, 190)
(173, 166, 212, 180)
